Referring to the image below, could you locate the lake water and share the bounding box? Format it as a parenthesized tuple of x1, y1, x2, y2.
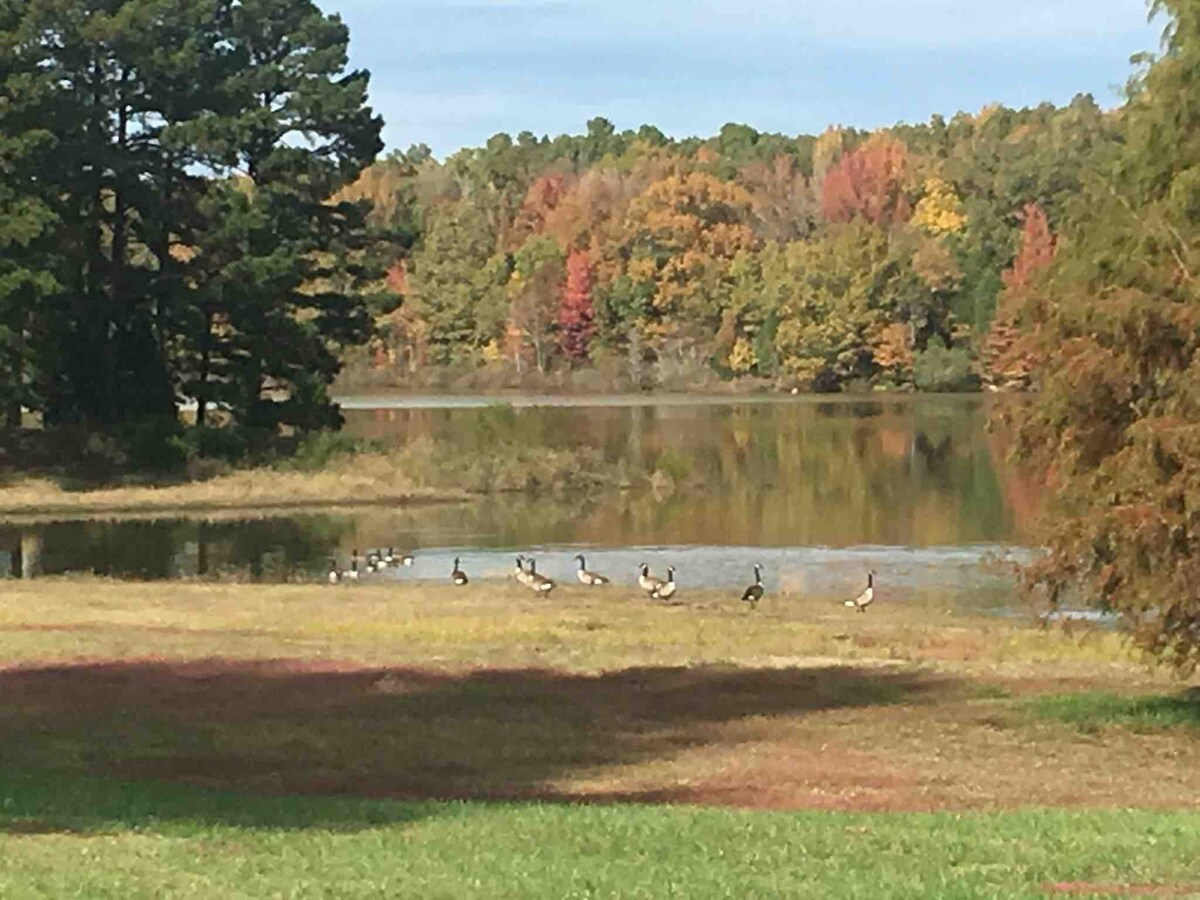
(0, 395, 1036, 608)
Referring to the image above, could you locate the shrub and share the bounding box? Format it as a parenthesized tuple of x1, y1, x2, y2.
(912, 338, 979, 392)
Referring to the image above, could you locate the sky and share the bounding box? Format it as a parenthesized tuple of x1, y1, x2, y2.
(316, 0, 1163, 158)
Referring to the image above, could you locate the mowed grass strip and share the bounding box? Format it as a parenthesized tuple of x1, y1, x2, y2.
(1, 773, 1199, 900)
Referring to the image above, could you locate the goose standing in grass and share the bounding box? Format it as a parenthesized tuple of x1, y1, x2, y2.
(574, 554, 609, 586)
(653, 566, 677, 601)
(512, 556, 532, 586)
(638, 563, 665, 598)
(366, 550, 383, 574)
(327, 558, 342, 585)
(525, 558, 556, 595)
(844, 571, 876, 613)
(451, 557, 469, 586)
(346, 549, 362, 581)
(741, 564, 764, 609)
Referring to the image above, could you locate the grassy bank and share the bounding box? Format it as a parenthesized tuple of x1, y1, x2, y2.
(0, 436, 618, 518)
(1, 578, 1196, 896)
(1, 578, 1197, 813)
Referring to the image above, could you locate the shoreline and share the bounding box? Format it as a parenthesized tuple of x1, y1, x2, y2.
(0, 492, 472, 524)
(333, 389, 991, 410)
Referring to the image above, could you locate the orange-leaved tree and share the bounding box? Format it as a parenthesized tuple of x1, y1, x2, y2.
(559, 249, 597, 362)
(820, 135, 911, 227)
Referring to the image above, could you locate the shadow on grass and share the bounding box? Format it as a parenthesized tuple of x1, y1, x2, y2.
(0, 658, 957, 831)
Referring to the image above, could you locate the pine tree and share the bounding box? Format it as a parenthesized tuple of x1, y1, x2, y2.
(0, 0, 59, 426)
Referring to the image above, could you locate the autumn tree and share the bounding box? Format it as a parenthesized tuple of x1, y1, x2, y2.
(618, 171, 757, 342)
(408, 202, 506, 365)
(820, 135, 912, 227)
(559, 250, 596, 362)
(772, 223, 925, 389)
(1009, 0, 1200, 668)
(508, 236, 565, 373)
(981, 203, 1056, 389)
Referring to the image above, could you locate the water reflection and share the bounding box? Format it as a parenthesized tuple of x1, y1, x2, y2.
(1, 397, 1037, 598)
(346, 396, 1026, 547)
(0, 516, 352, 582)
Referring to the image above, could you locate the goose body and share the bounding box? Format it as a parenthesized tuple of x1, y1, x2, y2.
(638, 563, 665, 597)
(327, 558, 341, 585)
(741, 564, 764, 608)
(575, 554, 609, 586)
(844, 571, 876, 613)
(451, 557, 469, 586)
(345, 550, 361, 581)
(525, 558, 555, 594)
(652, 566, 677, 600)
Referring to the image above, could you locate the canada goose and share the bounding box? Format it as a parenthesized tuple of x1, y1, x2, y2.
(844, 571, 876, 613)
(327, 558, 341, 585)
(653, 566, 677, 600)
(346, 549, 362, 581)
(575, 554, 609, 586)
(451, 557, 469, 586)
(366, 550, 383, 574)
(638, 563, 665, 598)
(525, 558, 556, 594)
(512, 555, 533, 585)
(400, 551, 414, 567)
(741, 564, 764, 609)
(383, 547, 397, 566)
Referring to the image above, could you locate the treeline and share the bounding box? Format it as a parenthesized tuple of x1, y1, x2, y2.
(0, 0, 383, 463)
(344, 97, 1118, 392)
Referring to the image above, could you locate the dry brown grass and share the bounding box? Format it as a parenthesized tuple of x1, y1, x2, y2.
(0, 435, 613, 517)
(0, 578, 1196, 813)
(0, 472, 462, 519)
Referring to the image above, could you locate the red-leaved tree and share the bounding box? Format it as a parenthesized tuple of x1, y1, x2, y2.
(559, 249, 596, 361)
(820, 136, 910, 227)
(1002, 202, 1056, 294)
(982, 202, 1057, 389)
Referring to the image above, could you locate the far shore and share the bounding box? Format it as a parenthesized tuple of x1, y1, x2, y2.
(0, 477, 470, 521)
(0, 435, 619, 519)
(332, 389, 990, 410)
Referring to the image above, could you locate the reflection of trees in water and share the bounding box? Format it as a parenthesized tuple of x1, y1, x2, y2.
(574, 401, 1011, 547)
(344, 399, 1019, 548)
(0, 516, 355, 582)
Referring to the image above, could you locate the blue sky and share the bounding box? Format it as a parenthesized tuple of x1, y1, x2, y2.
(317, 0, 1162, 157)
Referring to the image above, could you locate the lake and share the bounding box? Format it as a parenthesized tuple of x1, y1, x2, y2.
(0, 395, 1036, 608)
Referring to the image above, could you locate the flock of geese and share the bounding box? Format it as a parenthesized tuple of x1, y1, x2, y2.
(330, 549, 879, 612)
(327, 547, 413, 582)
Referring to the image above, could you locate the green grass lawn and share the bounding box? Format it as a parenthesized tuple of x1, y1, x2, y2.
(2, 772, 1199, 899)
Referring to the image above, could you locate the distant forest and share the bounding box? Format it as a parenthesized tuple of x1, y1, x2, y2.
(341, 96, 1113, 392)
